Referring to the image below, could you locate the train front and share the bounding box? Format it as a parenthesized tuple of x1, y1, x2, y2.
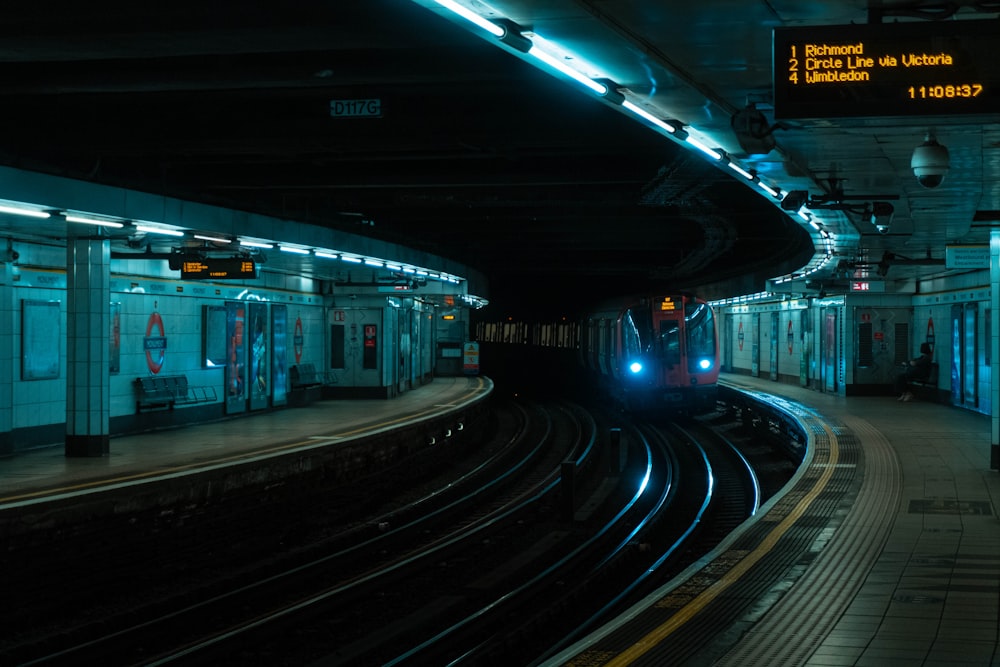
(621, 295, 719, 413)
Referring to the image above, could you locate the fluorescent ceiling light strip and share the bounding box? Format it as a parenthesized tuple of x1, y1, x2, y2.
(402, 267, 416, 273)
(0, 204, 50, 219)
(364, 259, 384, 267)
(280, 246, 310, 255)
(240, 240, 273, 249)
(193, 234, 230, 243)
(433, 0, 504, 37)
(759, 182, 780, 198)
(136, 224, 184, 237)
(685, 136, 723, 161)
(65, 215, 124, 229)
(527, 46, 607, 95)
(315, 251, 338, 260)
(341, 255, 362, 264)
(727, 161, 754, 180)
(796, 207, 811, 222)
(621, 101, 677, 135)
(386, 263, 403, 271)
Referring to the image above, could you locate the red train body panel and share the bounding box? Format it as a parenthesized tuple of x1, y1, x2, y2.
(578, 294, 719, 413)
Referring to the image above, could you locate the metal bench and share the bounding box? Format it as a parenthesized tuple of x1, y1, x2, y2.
(290, 363, 322, 390)
(135, 375, 217, 412)
(910, 362, 939, 400)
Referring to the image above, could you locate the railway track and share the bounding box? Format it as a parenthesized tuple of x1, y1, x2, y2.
(4, 397, 797, 666)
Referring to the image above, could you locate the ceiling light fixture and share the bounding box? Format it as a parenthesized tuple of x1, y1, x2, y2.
(621, 101, 683, 138)
(685, 136, 723, 161)
(433, 0, 505, 37)
(65, 215, 125, 229)
(0, 204, 50, 219)
(240, 240, 273, 249)
(726, 159, 755, 180)
(594, 78, 625, 105)
(314, 251, 338, 260)
(135, 224, 184, 237)
(493, 18, 532, 53)
(193, 234, 231, 244)
(527, 44, 607, 95)
(341, 255, 362, 264)
(758, 182, 780, 198)
(279, 245, 310, 255)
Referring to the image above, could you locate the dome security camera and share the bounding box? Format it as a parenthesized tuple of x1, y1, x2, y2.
(910, 134, 949, 189)
(875, 223, 891, 234)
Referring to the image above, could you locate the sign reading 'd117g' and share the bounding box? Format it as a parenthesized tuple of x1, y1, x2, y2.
(330, 99, 382, 118)
(773, 20, 997, 119)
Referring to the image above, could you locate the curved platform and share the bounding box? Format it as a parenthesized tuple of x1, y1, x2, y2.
(0, 377, 491, 519)
(546, 373, 999, 666)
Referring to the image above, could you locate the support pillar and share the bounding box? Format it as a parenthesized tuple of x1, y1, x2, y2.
(0, 261, 12, 456)
(65, 237, 111, 457)
(991, 231, 999, 470)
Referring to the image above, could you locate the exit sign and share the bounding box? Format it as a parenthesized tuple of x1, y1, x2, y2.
(330, 98, 382, 118)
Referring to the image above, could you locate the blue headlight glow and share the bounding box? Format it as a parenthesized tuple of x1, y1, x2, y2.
(698, 358, 713, 371)
(629, 361, 643, 374)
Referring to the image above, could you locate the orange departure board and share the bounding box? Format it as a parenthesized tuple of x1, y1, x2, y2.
(180, 258, 258, 279)
(773, 20, 997, 119)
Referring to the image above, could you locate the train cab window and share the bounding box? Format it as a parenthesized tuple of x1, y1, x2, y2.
(657, 321, 681, 367)
(685, 301, 716, 371)
(621, 309, 644, 360)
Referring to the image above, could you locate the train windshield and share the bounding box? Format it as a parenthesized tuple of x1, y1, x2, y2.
(685, 301, 716, 372)
(657, 321, 681, 367)
(621, 308, 650, 361)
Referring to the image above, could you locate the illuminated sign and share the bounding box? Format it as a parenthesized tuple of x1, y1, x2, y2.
(180, 258, 258, 280)
(659, 298, 677, 311)
(851, 281, 885, 292)
(773, 20, 997, 118)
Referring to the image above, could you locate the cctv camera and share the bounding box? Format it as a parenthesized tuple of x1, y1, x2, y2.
(875, 223, 890, 234)
(910, 134, 949, 189)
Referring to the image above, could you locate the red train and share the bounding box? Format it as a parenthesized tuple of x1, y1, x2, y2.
(578, 294, 719, 413)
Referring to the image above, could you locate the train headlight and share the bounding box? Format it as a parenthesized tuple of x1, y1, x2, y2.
(698, 358, 713, 371)
(629, 361, 643, 374)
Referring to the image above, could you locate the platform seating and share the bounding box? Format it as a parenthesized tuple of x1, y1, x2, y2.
(910, 362, 939, 401)
(289, 363, 324, 406)
(135, 375, 217, 412)
(290, 363, 322, 389)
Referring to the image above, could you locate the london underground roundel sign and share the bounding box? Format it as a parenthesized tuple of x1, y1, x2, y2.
(144, 311, 167, 374)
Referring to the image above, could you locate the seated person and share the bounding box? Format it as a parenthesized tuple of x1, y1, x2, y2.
(895, 342, 932, 401)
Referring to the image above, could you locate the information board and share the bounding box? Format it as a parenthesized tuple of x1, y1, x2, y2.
(773, 20, 998, 119)
(180, 257, 258, 280)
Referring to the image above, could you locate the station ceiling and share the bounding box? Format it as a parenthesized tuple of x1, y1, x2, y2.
(0, 1, 996, 317)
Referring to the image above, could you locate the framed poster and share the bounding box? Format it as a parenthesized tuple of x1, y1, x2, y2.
(225, 301, 246, 414)
(272, 305, 288, 407)
(22, 300, 60, 380)
(110, 302, 121, 374)
(203, 305, 227, 367)
(248, 302, 269, 411)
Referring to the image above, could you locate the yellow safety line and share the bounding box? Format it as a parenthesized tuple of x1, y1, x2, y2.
(603, 418, 839, 666)
(0, 377, 485, 505)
